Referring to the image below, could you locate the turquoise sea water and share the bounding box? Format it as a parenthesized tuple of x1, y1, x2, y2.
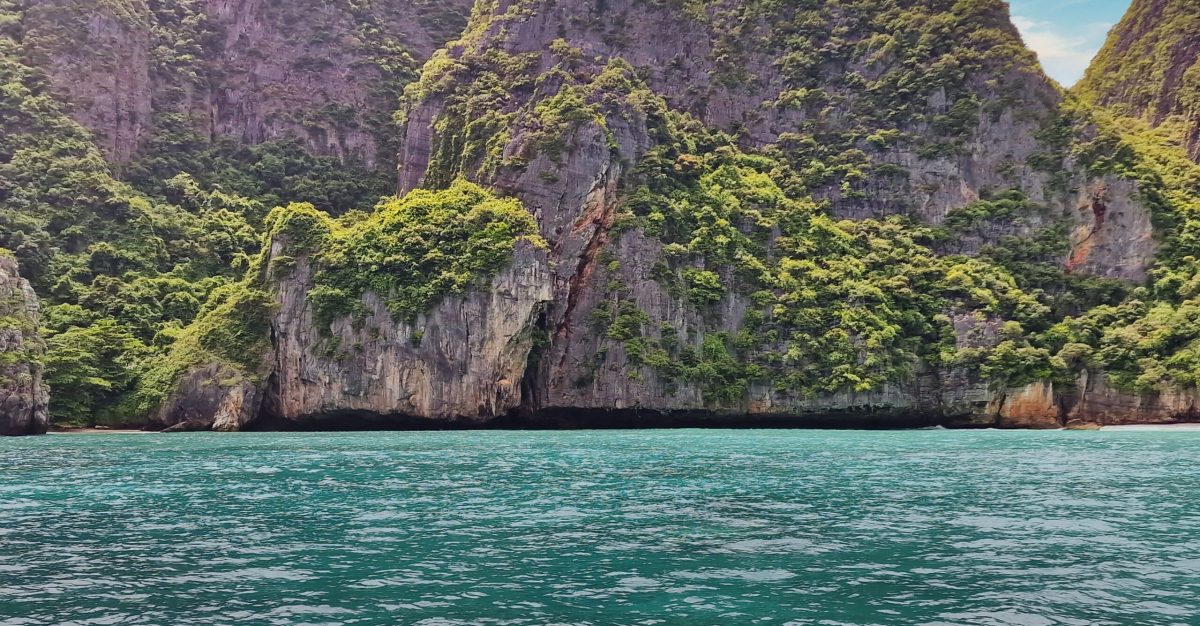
(2, 429, 1199, 625)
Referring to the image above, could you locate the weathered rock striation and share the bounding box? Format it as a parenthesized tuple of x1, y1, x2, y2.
(21, 0, 475, 167)
(0, 255, 48, 436)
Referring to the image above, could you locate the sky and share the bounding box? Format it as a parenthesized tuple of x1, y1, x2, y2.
(1006, 0, 1133, 86)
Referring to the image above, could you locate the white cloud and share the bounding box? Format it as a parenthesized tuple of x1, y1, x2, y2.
(1012, 16, 1112, 86)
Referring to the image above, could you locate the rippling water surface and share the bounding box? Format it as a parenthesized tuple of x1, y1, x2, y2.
(2, 429, 1199, 625)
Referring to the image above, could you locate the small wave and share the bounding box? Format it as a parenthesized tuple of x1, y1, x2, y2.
(717, 538, 819, 554)
(673, 568, 797, 582)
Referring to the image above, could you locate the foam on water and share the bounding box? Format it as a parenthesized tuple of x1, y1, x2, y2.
(2, 429, 1198, 625)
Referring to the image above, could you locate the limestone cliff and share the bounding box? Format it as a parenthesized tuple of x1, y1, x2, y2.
(393, 0, 1163, 424)
(0, 255, 48, 436)
(1078, 0, 1200, 160)
(152, 183, 553, 430)
(21, 0, 474, 167)
(401, 0, 1155, 275)
(154, 242, 552, 430)
(262, 239, 551, 426)
(80, 0, 1200, 431)
(141, 0, 1179, 430)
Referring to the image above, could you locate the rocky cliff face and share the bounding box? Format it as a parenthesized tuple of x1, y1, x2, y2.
(393, 0, 1162, 422)
(0, 255, 48, 436)
(21, 0, 474, 167)
(76, 0, 1195, 431)
(1078, 0, 1200, 160)
(152, 183, 554, 431)
(398, 0, 1155, 276)
(262, 239, 551, 427)
(155, 243, 553, 431)
(140, 0, 1188, 431)
(21, 0, 153, 164)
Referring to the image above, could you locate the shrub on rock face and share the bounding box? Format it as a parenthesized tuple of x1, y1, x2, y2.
(132, 282, 275, 419)
(299, 180, 544, 328)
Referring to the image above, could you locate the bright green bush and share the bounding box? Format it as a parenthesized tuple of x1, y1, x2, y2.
(132, 282, 275, 416)
(302, 180, 542, 327)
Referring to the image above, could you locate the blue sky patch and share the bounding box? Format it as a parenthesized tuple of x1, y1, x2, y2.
(1007, 0, 1131, 86)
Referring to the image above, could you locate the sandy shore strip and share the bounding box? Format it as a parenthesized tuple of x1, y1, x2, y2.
(50, 428, 155, 435)
(1102, 423, 1200, 431)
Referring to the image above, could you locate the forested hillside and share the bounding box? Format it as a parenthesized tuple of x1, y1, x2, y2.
(1079, 0, 1200, 161)
(4, 0, 1200, 433)
(0, 0, 472, 425)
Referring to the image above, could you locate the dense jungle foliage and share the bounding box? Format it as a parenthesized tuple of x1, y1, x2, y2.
(6, 0, 1200, 425)
(1079, 0, 1200, 129)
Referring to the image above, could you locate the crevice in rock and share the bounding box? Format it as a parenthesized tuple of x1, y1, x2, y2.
(258, 371, 282, 426)
(552, 170, 618, 352)
(256, 321, 283, 425)
(1090, 198, 1109, 230)
(1067, 197, 1109, 272)
(518, 307, 551, 417)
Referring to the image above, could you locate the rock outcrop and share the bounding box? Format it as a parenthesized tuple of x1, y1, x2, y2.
(0, 255, 48, 436)
(1065, 371, 1200, 426)
(155, 364, 263, 433)
(263, 240, 552, 426)
(989, 382, 1062, 429)
(155, 190, 554, 431)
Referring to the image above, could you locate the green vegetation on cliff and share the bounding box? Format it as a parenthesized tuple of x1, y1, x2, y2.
(12, 0, 1200, 427)
(1037, 109, 1200, 394)
(0, 12, 264, 424)
(132, 281, 275, 417)
(312, 181, 542, 325)
(1078, 0, 1200, 160)
(398, 0, 1200, 406)
(0, 0, 482, 425)
(1078, 0, 1200, 120)
(129, 180, 540, 414)
(624, 136, 1054, 397)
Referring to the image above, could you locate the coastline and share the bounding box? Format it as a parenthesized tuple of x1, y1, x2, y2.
(1099, 423, 1200, 430)
(49, 428, 153, 435)
(33, 421, 1200, 435)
